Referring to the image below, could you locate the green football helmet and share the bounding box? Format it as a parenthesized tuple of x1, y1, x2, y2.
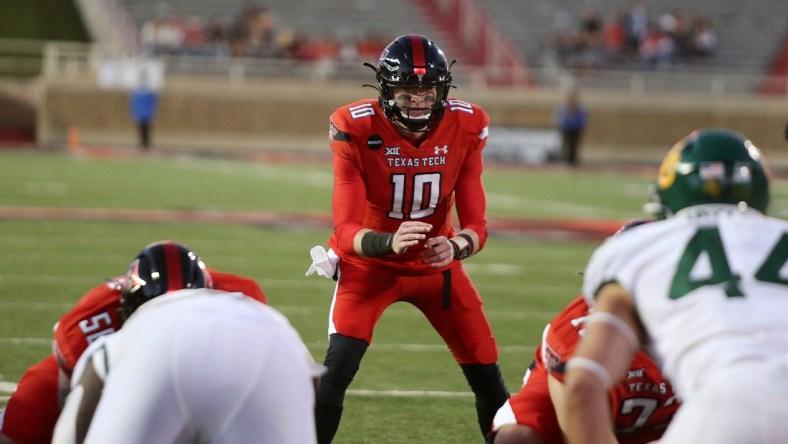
(647, 128, 770, 218)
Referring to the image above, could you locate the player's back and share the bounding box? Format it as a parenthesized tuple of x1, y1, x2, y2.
(585, 207, 788, 397)
(78, 289, 317, 443)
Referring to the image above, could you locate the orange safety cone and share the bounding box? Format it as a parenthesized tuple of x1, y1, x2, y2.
(67, 125, 81, 154)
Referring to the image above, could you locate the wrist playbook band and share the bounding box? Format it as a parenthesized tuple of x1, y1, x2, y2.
(449, 233, 474, 260)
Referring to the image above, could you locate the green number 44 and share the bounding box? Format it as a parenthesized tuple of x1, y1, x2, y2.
(670, 228, 788, 299)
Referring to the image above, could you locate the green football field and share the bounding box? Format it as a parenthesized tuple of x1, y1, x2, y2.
(1, 149, 786, 443)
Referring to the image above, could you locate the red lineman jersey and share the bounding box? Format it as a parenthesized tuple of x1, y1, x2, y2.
(53, 269, 267, 374)
(2, 270, 266, 444)
(499, 296, 679, 444)
(328, 98, 489, 274)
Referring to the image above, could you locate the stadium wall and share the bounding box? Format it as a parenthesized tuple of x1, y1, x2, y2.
(37, 76, 787, 166)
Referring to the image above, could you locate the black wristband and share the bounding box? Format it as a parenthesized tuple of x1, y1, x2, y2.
(361, 231, 394, 257)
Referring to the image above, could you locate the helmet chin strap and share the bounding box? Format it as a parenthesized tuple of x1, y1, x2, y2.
(395, 105, 432, 132)
(642, 201, 670, 220)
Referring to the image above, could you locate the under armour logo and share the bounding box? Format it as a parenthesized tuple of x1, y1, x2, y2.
(434, 145, 448, 155)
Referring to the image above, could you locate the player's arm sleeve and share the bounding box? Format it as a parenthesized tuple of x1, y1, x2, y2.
(453, 126, 489, 254)
(52, 350, 106, 444)
(331, 151, 369, 256)
(581, 238, 623, 308)
(560, 287, 639, 444)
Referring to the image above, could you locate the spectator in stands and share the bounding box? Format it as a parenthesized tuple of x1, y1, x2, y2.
(623, 0, 649, 54)
(181, 16, 207, 55)
(639, 22, 674, 68)
(660, 8, 691, 58)
(544, 9, 575, 66)
(576, 7, 605, 69)
(246, 6, 276, 57)
(602, 9, 627, 62)
(205, 15, 230, 57)
(140, 17, 166, 56)
(554, 88, 588, 166)
(688, 15, 718, 57)
(161, 15, 185, 55)
(129, 73, 159, 151)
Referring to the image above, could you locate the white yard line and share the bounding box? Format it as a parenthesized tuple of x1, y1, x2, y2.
(0, 337, 51, 345)
(0, 383, 475, 400)
(347, 389, 473, 398)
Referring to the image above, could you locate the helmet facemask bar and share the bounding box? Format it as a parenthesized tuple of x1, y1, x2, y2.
(379, 78, 450, 133)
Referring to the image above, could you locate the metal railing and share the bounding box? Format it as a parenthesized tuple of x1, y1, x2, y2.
(0, 39, 47, 77)
(37, 41, 788, 97)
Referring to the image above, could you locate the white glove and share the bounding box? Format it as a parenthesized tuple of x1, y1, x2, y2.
(305, 246, 339, 279)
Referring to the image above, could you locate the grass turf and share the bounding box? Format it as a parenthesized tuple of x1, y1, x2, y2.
(1, 149, 785, 442)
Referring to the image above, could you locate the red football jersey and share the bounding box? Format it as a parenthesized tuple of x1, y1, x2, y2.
(53, 269, 267, 374)
(328, 98, 488, 274)
(544, 296, 679, 444)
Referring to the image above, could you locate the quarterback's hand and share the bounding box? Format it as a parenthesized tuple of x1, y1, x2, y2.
(423, 236, 453, 268)
(392, 221, 432, 254)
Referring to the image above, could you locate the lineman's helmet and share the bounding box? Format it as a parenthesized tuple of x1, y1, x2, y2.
(119, 241, 211, 320)
(646, 128, 770, 218)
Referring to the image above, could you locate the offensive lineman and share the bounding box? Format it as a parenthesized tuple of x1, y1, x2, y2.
(52, 241, 321, 443)
(0, 243, 266, 444)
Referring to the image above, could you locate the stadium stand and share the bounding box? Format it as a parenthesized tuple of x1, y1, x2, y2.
(122, 0, 438, 58)
(481, 0, 788, 93)
(482, 0, 787, 74)
(106, 0, 788, 93)
(5, 0, 784, 164)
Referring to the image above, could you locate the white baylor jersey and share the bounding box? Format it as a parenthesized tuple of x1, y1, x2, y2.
(59, 289, 321, 444)
(583, 206, 788, 399)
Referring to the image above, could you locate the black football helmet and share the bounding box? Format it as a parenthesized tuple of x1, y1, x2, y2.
(370, 34, 453, 133)
(119, 241, 212, 321)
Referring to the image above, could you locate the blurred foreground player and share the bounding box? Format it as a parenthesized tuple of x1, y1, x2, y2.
(0, 242, 266, 444)
(563, 129, 788, 444)
(490, 223, 679, 444)
(52, 241, 321, 443)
